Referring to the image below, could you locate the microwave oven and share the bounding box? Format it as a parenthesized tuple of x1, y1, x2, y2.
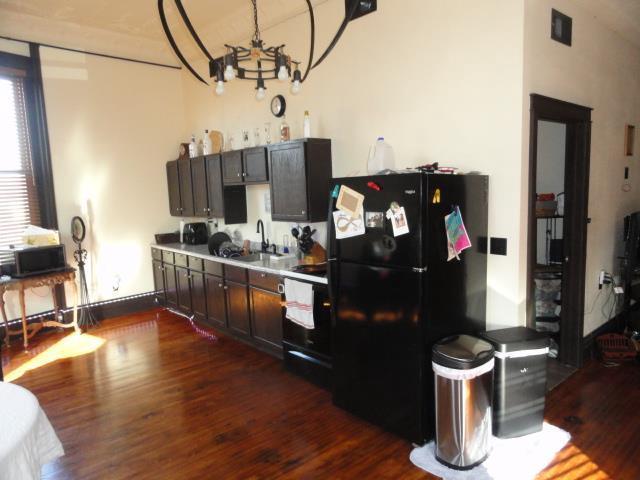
(13, 245, 68, 278)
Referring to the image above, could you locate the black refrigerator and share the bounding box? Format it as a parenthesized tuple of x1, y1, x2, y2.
(327, 172, 489, 444)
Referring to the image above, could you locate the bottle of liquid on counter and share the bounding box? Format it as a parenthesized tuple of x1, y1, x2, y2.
(367, 136, 395, 174)
(303, 110, 311, 138)
(203, 129, 212, 155)
(188, 135, 197, 158)
(280, 116, 290, 142)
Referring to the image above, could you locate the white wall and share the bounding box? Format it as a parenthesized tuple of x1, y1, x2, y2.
(524, 0, 640, 334)
(0, 39, 186, 320)
(181, 0, 528, 330)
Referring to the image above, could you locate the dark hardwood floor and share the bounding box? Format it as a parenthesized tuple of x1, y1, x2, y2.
(2, 308, 639, 479)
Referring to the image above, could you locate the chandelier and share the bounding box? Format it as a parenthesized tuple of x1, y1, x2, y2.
(158, 0, 377, 100)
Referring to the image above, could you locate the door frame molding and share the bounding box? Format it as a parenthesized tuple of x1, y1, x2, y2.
(527, 94, 592, 368)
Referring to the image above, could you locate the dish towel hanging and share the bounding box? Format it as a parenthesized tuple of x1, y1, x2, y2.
(284, 278, 314, 329)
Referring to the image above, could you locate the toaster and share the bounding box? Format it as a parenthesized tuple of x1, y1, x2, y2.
(183, 222, 208, 245)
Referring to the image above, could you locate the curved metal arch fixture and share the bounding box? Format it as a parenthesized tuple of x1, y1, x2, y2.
(157, 0, 373, 96)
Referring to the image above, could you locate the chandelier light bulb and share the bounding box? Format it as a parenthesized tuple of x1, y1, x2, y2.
(256, 87, 266, 100)
(277, 65, 288, 81)
(291, 79, 301, 94)
(215, 80, 225, 96)
(224, 64, 235, 81)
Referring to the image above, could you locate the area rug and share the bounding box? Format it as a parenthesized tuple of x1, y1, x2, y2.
(409, 422, 570, 480)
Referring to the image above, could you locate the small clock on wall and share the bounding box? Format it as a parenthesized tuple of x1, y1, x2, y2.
(270, 95, 286, 118)
(71, 216, 86, 244)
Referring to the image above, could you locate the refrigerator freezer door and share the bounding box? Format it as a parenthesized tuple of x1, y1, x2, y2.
(331, 260, 426, 443)
(329, 174, 424, 268)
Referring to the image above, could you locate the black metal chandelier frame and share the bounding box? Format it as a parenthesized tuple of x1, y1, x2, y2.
(158, 0, 377, 96)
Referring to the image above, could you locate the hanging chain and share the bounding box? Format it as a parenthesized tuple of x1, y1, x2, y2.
(252, 0, 260, 43)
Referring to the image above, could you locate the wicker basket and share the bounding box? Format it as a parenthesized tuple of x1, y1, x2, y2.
(596, 333, 637, 360)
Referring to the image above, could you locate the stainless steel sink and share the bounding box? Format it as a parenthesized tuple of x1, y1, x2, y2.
(234, 252, 285, 262)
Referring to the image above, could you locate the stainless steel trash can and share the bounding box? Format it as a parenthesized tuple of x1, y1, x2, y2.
(432, 335, 495, 470)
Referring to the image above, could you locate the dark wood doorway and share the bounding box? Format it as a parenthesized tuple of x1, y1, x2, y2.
(527, 94, 592, 368)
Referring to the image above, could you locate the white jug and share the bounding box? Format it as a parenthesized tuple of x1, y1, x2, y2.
(367, 137, 395, 174)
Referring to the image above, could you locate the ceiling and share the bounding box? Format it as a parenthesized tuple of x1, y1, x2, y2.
(0, 0, 639, 62)
(0, 0, 326, 63)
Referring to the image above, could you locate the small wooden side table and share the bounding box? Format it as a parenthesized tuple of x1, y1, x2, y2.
(0, 268, 79, 349)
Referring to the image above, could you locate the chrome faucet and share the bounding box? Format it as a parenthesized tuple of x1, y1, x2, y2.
(256, 219, 269, 252)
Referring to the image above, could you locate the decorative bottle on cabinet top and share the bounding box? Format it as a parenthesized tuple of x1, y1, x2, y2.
(280, 116, 290, 142)
(303, 110, 311, 138)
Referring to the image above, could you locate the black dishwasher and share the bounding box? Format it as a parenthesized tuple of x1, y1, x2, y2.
(282, 281, 332, 388)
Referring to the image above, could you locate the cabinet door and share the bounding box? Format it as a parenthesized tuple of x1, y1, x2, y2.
(205, 274, 227, 328)
(269, 144, 308, 221)
(178, 158, 195, 216)
(164, 263, 178, 308)
(190, 271, 207, 321)
(222, 151, 243, 185)
(166, 161, 182, 216)
(243, 147, 268, 183)
(176, 266, 192, 312)
(191, 156, 209, 217)
(205, 154, 224, 218)
(152, 260, 165, 303)
(250, 287, 283, 351)
(226, 280, 250, 336)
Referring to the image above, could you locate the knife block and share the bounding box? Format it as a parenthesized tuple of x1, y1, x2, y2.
(303, 243, 326, 265)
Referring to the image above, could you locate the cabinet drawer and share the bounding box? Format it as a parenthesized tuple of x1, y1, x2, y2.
(188, 256, 204, 271)
(204, 259, 224, 276)
(175, 253, 188, 267)
(151, 248, 162, 261)
(249, 270, 280, 293)
(162, 250, 174, 264)
(225, 264, 247, 283)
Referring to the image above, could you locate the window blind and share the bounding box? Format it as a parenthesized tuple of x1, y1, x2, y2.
(0, 73, 41, 264)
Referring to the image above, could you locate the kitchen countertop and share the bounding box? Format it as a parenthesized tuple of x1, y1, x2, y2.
(152, 243, 328, 285)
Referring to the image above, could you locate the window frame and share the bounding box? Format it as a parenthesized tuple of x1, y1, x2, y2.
(0, 46, 57, 231)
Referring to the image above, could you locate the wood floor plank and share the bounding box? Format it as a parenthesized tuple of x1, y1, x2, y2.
(2, 308, 638, 479)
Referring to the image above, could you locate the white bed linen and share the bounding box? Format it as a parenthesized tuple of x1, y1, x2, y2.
(0, 382, 64, 480)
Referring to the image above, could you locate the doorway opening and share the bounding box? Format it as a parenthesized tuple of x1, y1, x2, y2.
(527, 94, 592, 376)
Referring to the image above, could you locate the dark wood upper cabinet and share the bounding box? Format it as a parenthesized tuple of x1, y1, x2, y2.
(176, 266, 192, 312)
(205, 154, 224, 218)
(269, 139, 332, 222)
(166, 160, 182, 217)
(226, 280, 250, 336)
(178, 158, 195, 217)
(190, 271, 207, 321)
(191, 156, 209, 217)
(242, 147, 268, 183)
(164, 263, 178, 308)
(250, 287, 283, 352)
(205, 274, 227, 328)
(222, 150, 243, 185)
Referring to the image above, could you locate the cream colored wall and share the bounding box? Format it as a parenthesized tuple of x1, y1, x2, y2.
(524, 1, 640, 334)
(182, 0, 528, 329)
(0, 40, 186, 320)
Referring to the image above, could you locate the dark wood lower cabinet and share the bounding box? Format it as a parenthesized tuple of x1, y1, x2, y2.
(190, 271, 207, 321)
(250, 287, 283, 352)
(152, 260, 165, 304)
(164, 264, 177, 308)
(226, 280, 250, 336)
(176, 266, 192, 312)
(205, 274, 226, 328)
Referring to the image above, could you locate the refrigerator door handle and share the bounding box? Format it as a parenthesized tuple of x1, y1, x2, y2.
(412, 266, 428, 272)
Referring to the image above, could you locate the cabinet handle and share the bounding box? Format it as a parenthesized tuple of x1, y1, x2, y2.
(224, 286, 228, 290)
(237, 173, 241, 177)
(243, 172, 247, 177)
(203, 208, 207, 212)
(277, 283, 285, 294)
(301, 210, 306, 214)
(260, 273, 266, 278)
(218, 283, 223, 288)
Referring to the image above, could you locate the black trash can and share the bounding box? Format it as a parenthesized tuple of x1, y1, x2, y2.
(432, 335, 495, 470)
(479, 327, 549, 438)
